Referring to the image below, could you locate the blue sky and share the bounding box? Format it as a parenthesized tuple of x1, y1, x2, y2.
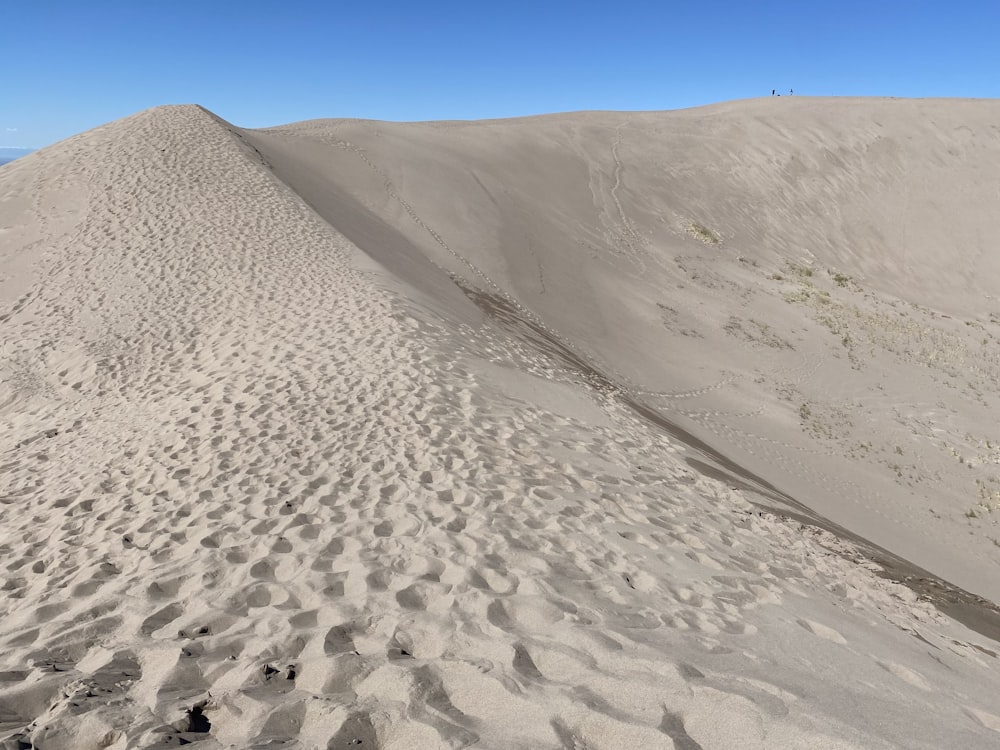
(4, 1, 999, 149)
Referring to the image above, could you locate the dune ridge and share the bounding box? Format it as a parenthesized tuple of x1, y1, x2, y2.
(240, 99, 1000, 605)
(1, 101, 1000, 747)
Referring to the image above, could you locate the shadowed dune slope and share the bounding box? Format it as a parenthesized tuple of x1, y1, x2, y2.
(242, 98, 1000, 603)
(2, 101, 1000, 748)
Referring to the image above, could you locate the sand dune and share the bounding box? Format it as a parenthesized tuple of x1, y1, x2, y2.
(1, 99, 1000, 747)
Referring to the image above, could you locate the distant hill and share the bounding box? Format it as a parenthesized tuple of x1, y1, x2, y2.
(0, 147, 33, 166)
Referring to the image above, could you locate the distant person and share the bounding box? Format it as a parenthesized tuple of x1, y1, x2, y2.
(772, 89, 775, 96)
(790, 89, 794, 95)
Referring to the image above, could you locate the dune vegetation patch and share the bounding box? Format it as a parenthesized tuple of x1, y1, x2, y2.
(687, 222, 720, 245)
(784, 260, 815, 280)
(828, 269, 862, 291)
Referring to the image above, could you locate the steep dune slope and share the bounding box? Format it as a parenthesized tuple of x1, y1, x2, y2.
(1, 103, 1000, 748)
(243, 99, 1000, 603)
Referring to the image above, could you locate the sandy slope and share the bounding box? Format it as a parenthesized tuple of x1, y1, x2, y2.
(0, 101, 999, 748)
(243, 98, 1000, 605)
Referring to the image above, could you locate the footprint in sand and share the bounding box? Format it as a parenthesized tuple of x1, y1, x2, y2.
(795, 618, 847, 645)
(876, 660, 931, 691)
(966, 707, 1000, 733)
(140, 602, 185, 637)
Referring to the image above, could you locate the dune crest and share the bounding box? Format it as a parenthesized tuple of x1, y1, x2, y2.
(1, 101, 1000, 747)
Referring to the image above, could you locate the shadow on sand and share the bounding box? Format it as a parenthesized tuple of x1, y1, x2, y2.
(456, 280, 1000, 647)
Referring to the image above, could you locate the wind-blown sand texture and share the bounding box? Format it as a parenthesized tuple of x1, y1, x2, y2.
(2, 98, 1000, 748)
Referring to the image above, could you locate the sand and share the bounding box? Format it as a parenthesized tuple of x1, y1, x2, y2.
(1, 98, 1000, 748)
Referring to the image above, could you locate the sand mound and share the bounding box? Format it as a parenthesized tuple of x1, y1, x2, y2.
(243, 98, 1000, 604)
(1, 101, 1000, 747)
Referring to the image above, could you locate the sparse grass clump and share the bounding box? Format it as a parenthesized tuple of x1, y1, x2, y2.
(824, 268, 861, 291)
(786, 261, 814, 278)
(965, 501, 999, 520)
(687, 223, 720, 245)
(848, 441, 872, 458)
(797, 401, 853, 441)
(783, 289, 813, 304)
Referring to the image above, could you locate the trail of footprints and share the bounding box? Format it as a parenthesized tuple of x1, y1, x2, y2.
(0, 106, 997, 748)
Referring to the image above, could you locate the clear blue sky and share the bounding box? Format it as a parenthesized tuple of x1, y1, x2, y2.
(4, 0, 999, 149)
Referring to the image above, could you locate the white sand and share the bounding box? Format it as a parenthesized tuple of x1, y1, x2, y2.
(1, 99, 1000, 748)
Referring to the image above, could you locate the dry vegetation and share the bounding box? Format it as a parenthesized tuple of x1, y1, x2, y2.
(687, 222, 721, 244)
